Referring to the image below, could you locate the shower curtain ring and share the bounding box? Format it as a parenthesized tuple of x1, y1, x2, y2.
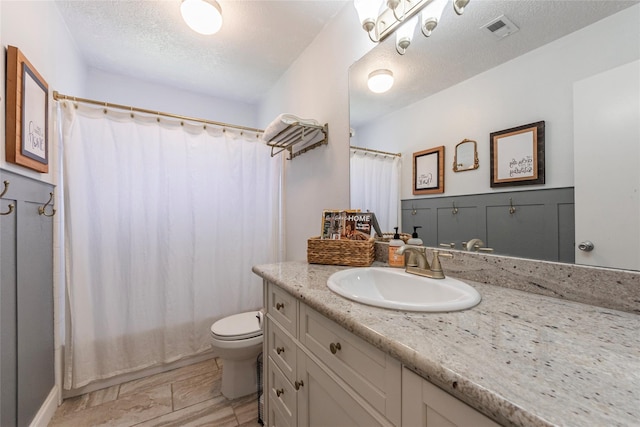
(38, 192, 56, 217)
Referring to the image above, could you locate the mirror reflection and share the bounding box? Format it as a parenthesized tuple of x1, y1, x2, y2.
(453, 139, 478, 172)
(349, 1, 640, 271)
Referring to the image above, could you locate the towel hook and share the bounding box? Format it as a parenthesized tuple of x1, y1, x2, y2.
(411, 204, 417, 215)
(452, 202, 459, 215)
(509, 198, 516, 214)
(0, 180, 13, 216)
(38, 192, 56, 217)
(1, 180, 9, 198)
(1, 203, 14, 216)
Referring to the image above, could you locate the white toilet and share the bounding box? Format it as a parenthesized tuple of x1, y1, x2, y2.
(210, 311, 263, 399)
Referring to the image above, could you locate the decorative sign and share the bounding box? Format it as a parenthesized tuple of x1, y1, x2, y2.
(490, 121, 545, 187)
(413, 146, 444, 195)
(22, 64, 48, 163)
(5, 46, 49, 173)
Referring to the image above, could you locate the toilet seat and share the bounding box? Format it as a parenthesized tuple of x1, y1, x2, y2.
(210, 311, 262, 341)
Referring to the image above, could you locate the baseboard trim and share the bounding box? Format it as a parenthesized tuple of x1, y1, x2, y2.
(29, 385, 59, 427)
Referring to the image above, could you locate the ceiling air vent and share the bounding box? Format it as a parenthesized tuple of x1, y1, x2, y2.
(481, 15, 519, 39)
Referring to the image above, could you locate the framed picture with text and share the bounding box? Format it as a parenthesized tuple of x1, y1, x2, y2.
(413, 146, 444, 195)
(490, 121, 545, 187)
(5, 45, 49, 173)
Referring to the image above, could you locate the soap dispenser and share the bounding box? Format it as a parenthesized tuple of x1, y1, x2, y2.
(407, 226, 423, 246)
(405, 226, 423, 267)
(388, 227, 405, 268)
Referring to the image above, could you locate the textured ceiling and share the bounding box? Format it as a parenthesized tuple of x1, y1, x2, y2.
(54, 0, 639, 113)
(54, 0, 349, 105)
(350, 0, 640, 126)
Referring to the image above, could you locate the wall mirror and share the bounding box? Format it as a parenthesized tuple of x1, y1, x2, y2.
(453, 139, 478, 172)
(349, 1, 640, 271)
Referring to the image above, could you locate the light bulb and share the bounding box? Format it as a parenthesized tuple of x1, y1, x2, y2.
(395, 15, 417, 54)
(421, 0, 448, 37)
(453, 0, 470, 16)
(354, 0, 384, 32)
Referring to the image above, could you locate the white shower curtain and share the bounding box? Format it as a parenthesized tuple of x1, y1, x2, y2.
(59, 101, 282, 390)
(350, 150, 401, 233)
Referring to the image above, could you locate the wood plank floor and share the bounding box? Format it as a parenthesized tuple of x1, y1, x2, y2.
(49, 358, 262, 426)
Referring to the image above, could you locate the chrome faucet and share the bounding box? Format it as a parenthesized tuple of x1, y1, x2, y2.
(396, 245, 429, 269)
(396, 245, 453, 279)
(462, 238, 494, 253)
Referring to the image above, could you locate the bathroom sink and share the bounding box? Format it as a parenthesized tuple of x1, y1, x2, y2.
(327, 267, 481, 312)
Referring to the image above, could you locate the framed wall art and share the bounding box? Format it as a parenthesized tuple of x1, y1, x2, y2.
(413, 146, 444, 195)
(5, 45, 49, 173)
(490, 121, 545, 188)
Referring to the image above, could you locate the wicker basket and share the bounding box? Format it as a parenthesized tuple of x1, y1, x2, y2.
(307, 236, 375, 267)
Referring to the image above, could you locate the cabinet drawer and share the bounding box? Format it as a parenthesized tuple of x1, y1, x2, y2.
(268, 357, 296, 427)
(266, 316, 297, 383)
(299, 304, 401, 426)
(266, 282, 297, 336)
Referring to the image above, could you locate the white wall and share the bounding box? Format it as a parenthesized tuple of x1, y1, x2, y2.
(259, 4, 372, 260)
(0, 0, 88, 184)
(355, 5, 640, 201)
(84, 68, 259, 128)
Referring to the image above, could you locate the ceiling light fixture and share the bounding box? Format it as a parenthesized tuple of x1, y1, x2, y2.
(181, 0, 223, 35)
(354, 0, 470, 55)
(368, 69, 394, 93)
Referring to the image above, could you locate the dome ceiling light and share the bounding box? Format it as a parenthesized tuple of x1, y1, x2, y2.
(181, 0, 223, 35)
(368, 69, 394, 94)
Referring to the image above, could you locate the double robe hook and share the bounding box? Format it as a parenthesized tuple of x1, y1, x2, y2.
(1, 180, 14, 216)
(39, 192, 56, 217)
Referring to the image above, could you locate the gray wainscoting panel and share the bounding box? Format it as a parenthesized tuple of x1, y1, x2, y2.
(401, 188, 575, 263)
(1, 189, 18, 427)
(0, 169, 55, 427)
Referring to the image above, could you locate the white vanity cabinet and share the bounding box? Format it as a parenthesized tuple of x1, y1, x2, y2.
(402, 367, 499, 427)
(264, 281, 401, 427)
(263, 279, 498, 427)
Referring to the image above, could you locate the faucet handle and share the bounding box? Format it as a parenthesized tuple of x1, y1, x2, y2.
(429, 250, 453, 279)
(439, 242, 456, 248)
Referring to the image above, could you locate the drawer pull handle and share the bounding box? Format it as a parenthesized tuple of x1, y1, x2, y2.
(329, 342, 342, 354)
(276, 347, 285, 354)
(294, 380, 304, 390)
(276, 388, 284, 397)
(276, 302, 284, 311)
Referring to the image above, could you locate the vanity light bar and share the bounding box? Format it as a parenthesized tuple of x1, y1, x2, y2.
(377, 0, 430, 42)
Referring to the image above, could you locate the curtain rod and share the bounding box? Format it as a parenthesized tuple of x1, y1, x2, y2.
(350, 145, 401, 157)
(52, 91, 264, 135)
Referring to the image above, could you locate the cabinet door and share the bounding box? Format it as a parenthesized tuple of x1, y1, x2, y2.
(297, 349, 393, 427)
(402, 368, 498, 427)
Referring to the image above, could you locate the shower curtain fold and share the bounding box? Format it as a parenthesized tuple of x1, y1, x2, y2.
(59, 101, 282, 390)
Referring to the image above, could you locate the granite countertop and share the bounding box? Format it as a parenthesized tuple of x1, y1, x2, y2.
(252, 261, 640, 427)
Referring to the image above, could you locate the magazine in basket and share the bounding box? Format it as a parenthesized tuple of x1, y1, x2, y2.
(320, 210, 382, 240)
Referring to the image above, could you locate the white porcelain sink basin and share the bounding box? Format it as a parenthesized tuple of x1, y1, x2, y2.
(327, 267, 481, 312)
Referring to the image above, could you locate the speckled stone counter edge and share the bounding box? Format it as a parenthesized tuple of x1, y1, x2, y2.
(375, 241, 640, 314)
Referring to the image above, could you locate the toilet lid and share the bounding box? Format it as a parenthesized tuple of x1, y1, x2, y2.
(211, 311, 262, 340)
